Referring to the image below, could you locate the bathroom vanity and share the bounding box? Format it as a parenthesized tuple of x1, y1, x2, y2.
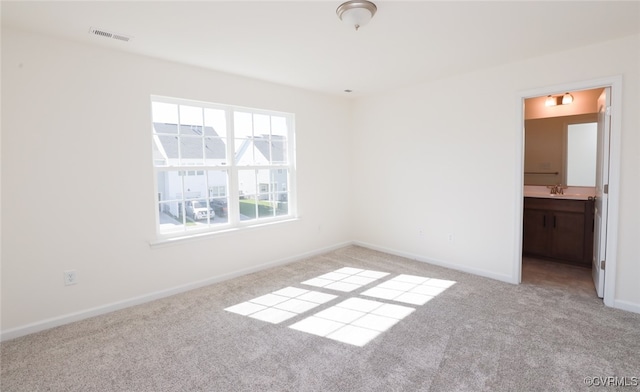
(523, 187, 595, 267)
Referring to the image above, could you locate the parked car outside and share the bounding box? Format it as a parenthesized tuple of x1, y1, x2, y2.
(186, 200, 214, 221)
(209, 198, 228, 217)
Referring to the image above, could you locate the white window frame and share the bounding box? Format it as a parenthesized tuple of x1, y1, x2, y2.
(151, 95, 297, 240)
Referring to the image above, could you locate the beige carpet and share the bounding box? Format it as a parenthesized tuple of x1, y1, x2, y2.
(2, 246, 639, 391)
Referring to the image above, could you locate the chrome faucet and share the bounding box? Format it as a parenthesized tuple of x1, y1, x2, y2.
(547, 184, 565, 195)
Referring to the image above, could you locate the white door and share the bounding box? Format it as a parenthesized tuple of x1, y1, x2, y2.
(593, 87, 611, 298)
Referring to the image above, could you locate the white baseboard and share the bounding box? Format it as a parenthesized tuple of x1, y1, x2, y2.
(0, 241, 353, 342)
(353, 241, 514, 284)
(613, 299, 640, 315)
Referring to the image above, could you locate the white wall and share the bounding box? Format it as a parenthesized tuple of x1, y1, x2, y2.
(1, 28, 354, 335)
(351, 34, 640, 308)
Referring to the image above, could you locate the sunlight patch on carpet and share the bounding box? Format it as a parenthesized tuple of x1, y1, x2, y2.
(224, 268, 456, 346)
(224, 287, 337, 324)
(289, 298, 415, 347)
(361, 274, 456, 305)
(300, 267, 390, 292)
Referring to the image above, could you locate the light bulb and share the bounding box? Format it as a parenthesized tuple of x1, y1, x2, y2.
(545, 95, 556, 107)
(562, 93, 574, 105)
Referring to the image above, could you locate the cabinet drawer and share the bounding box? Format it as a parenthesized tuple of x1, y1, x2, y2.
(524, 197, 586, 213)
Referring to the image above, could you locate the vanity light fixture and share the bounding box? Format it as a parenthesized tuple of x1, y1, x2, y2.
(336, 0, 377, 31)
(562, 92, 574, 105)
(545, 95, 556, 107)
(545, 92, 574, 107)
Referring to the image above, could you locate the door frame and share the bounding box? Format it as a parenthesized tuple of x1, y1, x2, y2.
(514, 76, 622, 307)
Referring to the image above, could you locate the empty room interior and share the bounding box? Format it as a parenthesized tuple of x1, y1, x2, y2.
(2, 1, 640, 391)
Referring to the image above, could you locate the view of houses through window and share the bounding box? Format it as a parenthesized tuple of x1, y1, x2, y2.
(151, 96, 295, 238)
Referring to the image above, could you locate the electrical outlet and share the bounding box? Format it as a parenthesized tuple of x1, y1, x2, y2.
(417, 227, 425, 238)
(63, 270, 78, 286)
(447, 233, 455, 242)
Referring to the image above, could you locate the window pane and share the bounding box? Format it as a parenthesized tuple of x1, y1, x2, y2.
(152, 102, 178, 133)
(183, 171, 207, 200)
(179, 105, 203, 127)
(238, 169, 256, 200)
(235, 138, 254, 165)
(238, 169, 257, 221)
(156, 169, 187, 234)
(257, 199, 275, 218)
(275, 192, 289, 216)
(158, 201, 186, 234)
(207, 170, 229, 225)
(271, 168, 289, 192)
(204, 108, 226, 137)
(257, 169, 276, 219)
(254, 114, 270, 136)
(207, 171, 227, 195)
(180, 136, 204, 165)
(156, 135, 179, 165)
(234, 112, 253, 138)
(239, 195, 257, 221)
(271, 116, 287, 137)
(157, 171, 183, 201)
(251, 137, 271, 164)
(152, 136, 168, 167)
(253, 138, 270, 165)
(235, 137, 278, 165)
(205, 137, 227, 164)
(271, 137, 287, 164)
(209, 197, 228, 224)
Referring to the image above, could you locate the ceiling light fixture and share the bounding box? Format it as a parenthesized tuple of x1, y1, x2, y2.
(336, 0, 377, 31)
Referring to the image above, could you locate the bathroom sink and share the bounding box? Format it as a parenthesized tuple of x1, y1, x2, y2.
(524, 192, 593, 200)
(523, 185, 596, 200)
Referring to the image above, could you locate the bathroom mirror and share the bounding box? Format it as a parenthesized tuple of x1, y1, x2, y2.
(524, 114, 597, 186)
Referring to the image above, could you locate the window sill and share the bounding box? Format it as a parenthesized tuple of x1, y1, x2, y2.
(149, 217, 300, 248)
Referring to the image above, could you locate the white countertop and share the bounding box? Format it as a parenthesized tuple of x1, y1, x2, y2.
(523, 185, 596, 200)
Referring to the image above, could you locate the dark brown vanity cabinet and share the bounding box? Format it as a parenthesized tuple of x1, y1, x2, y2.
(523, 197, 594, 266)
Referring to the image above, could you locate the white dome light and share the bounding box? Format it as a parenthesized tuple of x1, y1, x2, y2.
(336, 1, 377, 31)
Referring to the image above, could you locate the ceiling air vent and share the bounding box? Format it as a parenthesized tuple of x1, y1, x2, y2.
(89, 27, 132, 42)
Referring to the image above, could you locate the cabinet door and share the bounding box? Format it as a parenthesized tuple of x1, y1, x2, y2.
(523, 209, 549, 256)
(550, 211, 585, 262)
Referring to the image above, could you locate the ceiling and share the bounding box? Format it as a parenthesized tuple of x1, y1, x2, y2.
(2, 1, 639, 97)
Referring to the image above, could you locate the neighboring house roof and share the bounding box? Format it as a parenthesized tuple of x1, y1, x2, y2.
(153, 123, 226, 160)
(235, 135, 286, 164)
(254, 135, 286, 163)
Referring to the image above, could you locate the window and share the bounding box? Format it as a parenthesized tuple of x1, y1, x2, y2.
(567, 122, 597, 187)
(151, 96, 295, 238)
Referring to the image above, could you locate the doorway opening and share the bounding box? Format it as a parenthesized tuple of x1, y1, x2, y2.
(515, 77, 622, 308)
